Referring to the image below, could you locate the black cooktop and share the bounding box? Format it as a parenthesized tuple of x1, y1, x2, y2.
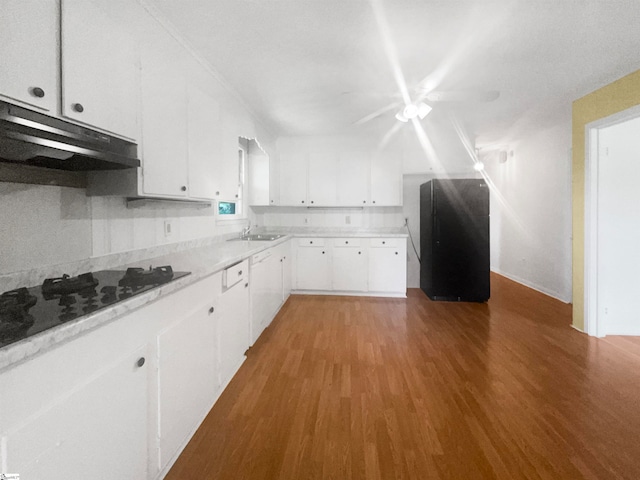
(0, 266, 190, 349)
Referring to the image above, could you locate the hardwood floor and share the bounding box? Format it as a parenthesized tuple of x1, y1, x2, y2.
(166, 273, 640, 479)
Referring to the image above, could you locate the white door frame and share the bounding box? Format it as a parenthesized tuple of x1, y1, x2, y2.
(584, 104, 640, 336)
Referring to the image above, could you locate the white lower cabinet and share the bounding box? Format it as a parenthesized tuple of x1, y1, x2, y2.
(0, 268, 254, 480)
(156, 275, 219, 472)
(277, 240, 293, 300)
(218, 260, 250, 389)
(368, 238, 408, 294)
(295, 238, 331, 290)
(332, 238, 368, 292)
(293, 237, 407, 297)
(0, 310, 151, 480)
(250, 240, 293, 345)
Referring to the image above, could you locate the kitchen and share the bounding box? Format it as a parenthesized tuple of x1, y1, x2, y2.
(2, 0, 640, 478)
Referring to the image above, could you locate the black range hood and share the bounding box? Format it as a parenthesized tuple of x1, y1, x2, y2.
(0, 100, 139, 171)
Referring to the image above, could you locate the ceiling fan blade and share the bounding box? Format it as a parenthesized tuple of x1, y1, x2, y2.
(424, 90, 500, 103)
(352, 101, 400, 126)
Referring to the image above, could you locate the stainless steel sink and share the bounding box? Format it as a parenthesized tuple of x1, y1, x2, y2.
(228, 234, 285, 242)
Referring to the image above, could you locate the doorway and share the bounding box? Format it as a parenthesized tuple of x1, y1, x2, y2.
(585, 106, 640, 336)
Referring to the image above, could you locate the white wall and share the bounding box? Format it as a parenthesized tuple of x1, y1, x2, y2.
(482, 119, 572, 302)
(253, 206, 404, 230)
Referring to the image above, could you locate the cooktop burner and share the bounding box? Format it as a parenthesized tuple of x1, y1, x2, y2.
(0, 266, 190, 349)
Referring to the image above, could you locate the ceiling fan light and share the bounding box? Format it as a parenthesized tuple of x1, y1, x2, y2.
(395, 112, 408, 122)
(403, 104, 419, 119)
(417, 102, 432, 119)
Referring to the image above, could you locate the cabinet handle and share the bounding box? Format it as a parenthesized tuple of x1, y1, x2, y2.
(137, 357, 145, 368)
(235, 194, 239, 198)
(311, 200, 314, 204)
(31, 87, 45, 98)
(280, 258, 283, 262)
(209, 306, 214, 314)
(322, 251, 325, 254)
(245, 283, 249, 288)
(372, 200, 376, 204)
(216, 191, 220, 196)
(270, 199, 274, 203)
(238, 270, 242, 276)
(310, 241, 313, 244)
(382, 241, 386, 245)
(301, 200, 305, 204)
(363, 200, 366, 204)
(345, 241, 349, 244)
(181, 185, 187, 192)
(358, 251, 361, 254)
(395, 252, 398, 255)
(72, 103, 84, 113)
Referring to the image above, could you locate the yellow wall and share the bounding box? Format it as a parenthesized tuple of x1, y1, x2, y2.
(572, 70, 640, 330)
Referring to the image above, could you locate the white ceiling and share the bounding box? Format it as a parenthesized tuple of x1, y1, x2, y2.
(146, 0, 640, 148)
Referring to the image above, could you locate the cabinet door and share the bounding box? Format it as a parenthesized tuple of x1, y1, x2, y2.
(2, 345, 149, 480)
(61, 0, 139, 139)
(281, 241, 293, 300)
(332, 244, 368, 292)
(139, 22, 189, 197)
(368, 239, 407, 294)
(248, 152, 270, 206)
(187, 84, 221, 200)
(157, 302, 218, 468)
(0, 0, 57, 112)
(279, 153, 308, 206)
(219, 263, 250, 387)
(337, 152, 370, 206)
(308, 152, 337, 206)
(371, 154, 403, 206)
(250, 254, 279, 345)
(295, 245, 331, 290)
(213, 109, 243, 202)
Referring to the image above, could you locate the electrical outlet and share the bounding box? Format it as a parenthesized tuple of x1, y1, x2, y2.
(164, 220, 173, 237)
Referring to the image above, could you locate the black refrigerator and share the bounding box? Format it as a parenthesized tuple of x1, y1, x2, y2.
(420, 179, 490, 302)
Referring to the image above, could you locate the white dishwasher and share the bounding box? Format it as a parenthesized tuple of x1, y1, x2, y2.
(218, 259, 249, 388)
(250, 248, 282, 345)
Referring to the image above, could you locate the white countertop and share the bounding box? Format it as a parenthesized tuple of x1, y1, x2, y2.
(0, 227, 408, 371)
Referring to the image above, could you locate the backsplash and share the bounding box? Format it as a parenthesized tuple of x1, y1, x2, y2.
(252, 206, 405, 229)
(0, 182, 244, 277)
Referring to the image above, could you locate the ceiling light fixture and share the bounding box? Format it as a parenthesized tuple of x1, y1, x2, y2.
(395, 102, 432, 122)
(473, 162, 485, 172)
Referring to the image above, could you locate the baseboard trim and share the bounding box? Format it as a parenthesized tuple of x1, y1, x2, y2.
(491, 268, 571, 304)
(291, 290, 407, 298)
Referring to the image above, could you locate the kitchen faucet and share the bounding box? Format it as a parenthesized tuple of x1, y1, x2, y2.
(241, 221, 252, 236)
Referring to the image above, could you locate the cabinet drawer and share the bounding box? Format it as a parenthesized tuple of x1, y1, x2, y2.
(370, 238, 401, 248)
(222, 260, 248, 288)
(333, 238, 362, 247)
(298, 238, 325, 247)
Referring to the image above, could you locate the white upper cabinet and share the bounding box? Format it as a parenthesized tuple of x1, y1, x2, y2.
(61, 0, 139, 140)
(371, 154, 403, 206)
(337, 152, 370, 206)
(217, 110, 242, 202)
(308, 152, 337, 206)
(139, 21, 189, 198)
(0, 0, 58, 112)
(275, 139, 403, 207)
(280, 152, 309, 206)
(187, 85, 221, 200)
(1, 0, 140, 141)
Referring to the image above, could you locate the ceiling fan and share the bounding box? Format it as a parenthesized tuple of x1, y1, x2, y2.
(353, 89, 500, 125)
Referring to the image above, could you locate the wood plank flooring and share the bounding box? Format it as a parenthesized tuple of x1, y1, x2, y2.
(165, 273, 640, 479)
